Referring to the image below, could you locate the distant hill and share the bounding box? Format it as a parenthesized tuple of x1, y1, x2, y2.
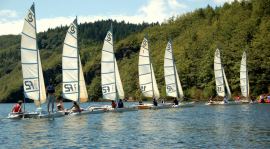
(0, 0, 269, 102)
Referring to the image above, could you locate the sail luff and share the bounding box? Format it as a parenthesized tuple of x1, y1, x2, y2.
(214, 48, 225, 97)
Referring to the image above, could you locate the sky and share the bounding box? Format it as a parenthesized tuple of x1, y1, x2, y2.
(0, 0, 234, 35)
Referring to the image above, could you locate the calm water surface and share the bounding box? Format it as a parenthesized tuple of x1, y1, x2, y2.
(0, 102, 270, 148)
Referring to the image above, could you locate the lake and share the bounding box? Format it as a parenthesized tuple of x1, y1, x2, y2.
(0, 102, 270, 148)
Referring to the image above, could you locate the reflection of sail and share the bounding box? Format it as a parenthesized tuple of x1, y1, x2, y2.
(62, 18, 88, 102)
(20, 119, 49, 148)
(101, 113, 121, 133)
(138, 37, 160, 99)
(240, 51, 249, 98)
(21, 4, 46, 106)
(164, 40, 184, 99)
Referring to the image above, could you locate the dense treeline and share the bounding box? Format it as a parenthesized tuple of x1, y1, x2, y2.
(0, 0, 269, 102)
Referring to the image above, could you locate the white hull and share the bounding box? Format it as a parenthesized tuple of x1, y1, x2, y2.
(7, 111, 65, 119)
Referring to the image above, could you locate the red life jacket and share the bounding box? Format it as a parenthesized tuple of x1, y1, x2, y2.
(12, 104, 22, 113)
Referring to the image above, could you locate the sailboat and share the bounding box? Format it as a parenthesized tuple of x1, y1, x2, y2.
(164, 40, 194, 108)
(240, 51, 250, 103)
(137, 36, 161, 109)
(8, 4, 63, 119)
(62, 18, 89, 115)
(100, 26, 136, 112)
(207, 48, 232, 105)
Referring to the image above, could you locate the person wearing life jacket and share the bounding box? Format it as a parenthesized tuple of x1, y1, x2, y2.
(173, 98, 179, 105)
(11, 100, 23, 113)
(46, 82, 55, 114)
(153, 97, 158, 106)
(260, 94, 265, 103)
(111, 100, 117, 108)
(118, 99, 124, 108)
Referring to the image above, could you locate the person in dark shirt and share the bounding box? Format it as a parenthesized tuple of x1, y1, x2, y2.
(47, 82, 55, 114)
(173, 98, 179, 105)
(153, 97, 158, 106)
(111, 100, 117, 108)
(118, 99, 124, 108)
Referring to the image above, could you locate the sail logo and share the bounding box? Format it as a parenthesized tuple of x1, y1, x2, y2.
(24, 80, 38, 91)
(106, 32, 112, 42)
(166, 43, 172, 52)
(140, 85, 147, 91)
(28, 12, 33, 22)
(217, 86, 222, 92)
(166, 85, 174, 93)
(64, 83, 77, 93)
(102, 85, 112, 94)
(142, 39, 148, 49)
(215, 50, 220, 57)
(70, 25, 76, 34)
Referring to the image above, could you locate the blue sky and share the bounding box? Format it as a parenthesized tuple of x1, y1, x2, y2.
(0, 0, 233, 35)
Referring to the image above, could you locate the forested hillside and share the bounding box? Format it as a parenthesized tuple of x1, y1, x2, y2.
(0, 0, 269, 102)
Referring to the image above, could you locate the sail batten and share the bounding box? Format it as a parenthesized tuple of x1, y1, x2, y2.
(21, 4, 46, 105)
(164, 40, 183, 98)
(62, 18, 88, 102)
(139, 37, 160, 99)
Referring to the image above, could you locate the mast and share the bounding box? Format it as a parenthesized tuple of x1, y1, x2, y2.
(147, 35, 155, 99)
(75, 17, 80, 103)
(170, 39, 180, 99)
(32, 3, 41, 106)
(111, 24, 119, 103)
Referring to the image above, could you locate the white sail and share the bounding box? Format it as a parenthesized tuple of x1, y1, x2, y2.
(164, 40, 183, 98)
(214, 49, 225, 97)
(139, 37, 159, 99)
(175, 66, 184, 98)
(115, 59, 125, 99)
(240, 51, 249, 98)
(223, 68, 231, 99)
(62, 18, 88, 102)
(151, 64, 160, 99)
(79, 57, 88, 102)
(101, 29, 117, 101)
(21, 4, 46, 105)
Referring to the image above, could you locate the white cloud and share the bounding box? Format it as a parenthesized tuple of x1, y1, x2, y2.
(213, 0, 235, 4)
(0, 9, 17, 18)
(0, 0, 188, 35)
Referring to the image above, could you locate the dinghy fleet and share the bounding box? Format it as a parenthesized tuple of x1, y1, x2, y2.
(7, 4, 265, 119)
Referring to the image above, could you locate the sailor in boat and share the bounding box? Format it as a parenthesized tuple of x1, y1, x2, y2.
(266, 94, 270, 103)
(46, 81, 55, 114)
(259, 94, 265, 103)
(56, 96, 65, 111)
(11, 100, 23, 114)
(138, 100, 143, 105)
(111, 100, 117, 108)
(173, 98, 179, 105)
(153, 97, 158, 106)
(117, 99, 124, 108)
(223, 96, 228, 104)
(68, 101, 82, 113)
(207, 96, 213, 104)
